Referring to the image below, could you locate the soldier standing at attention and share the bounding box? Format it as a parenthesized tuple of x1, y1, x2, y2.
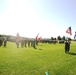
(24, 39, 27, 47)
(0, 36, 3, 47)
(65, 39, 70, 53)
(21, 37, 24, 48)
(3, 37, 7, 47)
(33, 40, 36, 49)
(15, 33, 20, 48)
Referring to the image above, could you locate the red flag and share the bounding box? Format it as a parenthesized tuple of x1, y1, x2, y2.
(36, 33, 42, 41)
(36, 33, 39, 40)
(37, 36, 42, 41)
(66, 27, 72, 35)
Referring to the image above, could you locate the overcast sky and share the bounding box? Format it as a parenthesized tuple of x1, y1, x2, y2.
(0, 0, 76, 38)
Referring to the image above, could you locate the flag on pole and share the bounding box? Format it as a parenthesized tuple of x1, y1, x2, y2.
(37, 36, 42, 41)
(36, 33, 39, 40)
(74, 32, 76, 39)
(66, 27, 72, 35)
(36, 33, 42, 41)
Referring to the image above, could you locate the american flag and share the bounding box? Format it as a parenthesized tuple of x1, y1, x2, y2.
(66, 27, 72, 35)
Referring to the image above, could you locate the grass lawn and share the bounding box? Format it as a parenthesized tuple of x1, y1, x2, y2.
(0, 42, 76, 75)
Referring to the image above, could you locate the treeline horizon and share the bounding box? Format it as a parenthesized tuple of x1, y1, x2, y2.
(0, 34, 73, 40)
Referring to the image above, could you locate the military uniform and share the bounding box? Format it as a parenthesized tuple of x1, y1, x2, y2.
(65, 40, 70, 53)
(0, 37, 3, 47)
(3, 37, 7, 47)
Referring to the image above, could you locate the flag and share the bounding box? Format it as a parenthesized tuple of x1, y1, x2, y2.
(74, 32, 76, 39)
(37, 36, 42, 41)
(36, 33, 42, 41)
(66, 27, 72, 35)
(36, 33, 39, 40)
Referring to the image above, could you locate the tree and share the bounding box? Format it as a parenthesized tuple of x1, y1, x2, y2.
(57, 36, 61, 40)
(62, 36, 65, 40)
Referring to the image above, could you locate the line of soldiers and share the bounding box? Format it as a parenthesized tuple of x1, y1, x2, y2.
(0, 37, 7, 47)
(15, 33, 38, 49)
(16, 38, 38, 49)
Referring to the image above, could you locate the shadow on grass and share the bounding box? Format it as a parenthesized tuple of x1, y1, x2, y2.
(39, 48, 43, 50)
(33, 47, 37, 49)
(35, 48, 43, 50)
(68, 52, 76, 55)
(33, 47, 43, 50)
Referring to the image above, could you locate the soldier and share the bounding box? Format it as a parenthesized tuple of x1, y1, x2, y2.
(21, 37, 24, 48)
(15, 33, 20, 48)
(36, 40, 38, 45)
(28, 40, 30, 47)
(65, 39, 70, 53)
(24, 39, 27, 47)
(0, 36, 3, 47)
(33, 40, 36, 49)
(67, 40, 70, 53)
(31, 40, 33, 47)
(3, 37, 7, 47)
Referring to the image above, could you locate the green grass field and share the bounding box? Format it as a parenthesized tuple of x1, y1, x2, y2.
(0, 42, 76, 75)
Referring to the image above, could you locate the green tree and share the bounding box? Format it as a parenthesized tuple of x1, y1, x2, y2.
(57, 36, 61, 40)
(62, 36, 65, 40)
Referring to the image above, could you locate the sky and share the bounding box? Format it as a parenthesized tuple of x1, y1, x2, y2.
(0, 0, 76, 39)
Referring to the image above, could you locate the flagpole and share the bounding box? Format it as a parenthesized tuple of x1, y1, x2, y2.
(67, 33, 68, 40)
